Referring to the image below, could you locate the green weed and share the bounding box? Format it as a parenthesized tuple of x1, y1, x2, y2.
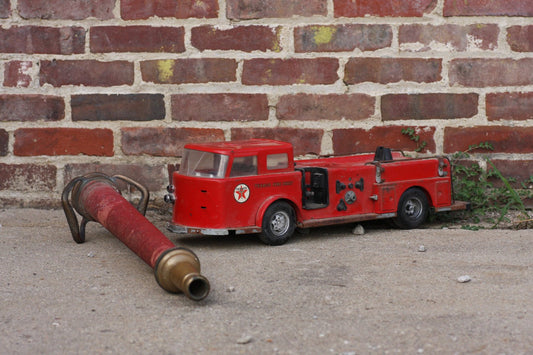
(450, 142, 531, 229)
(400, 128, 531, 229)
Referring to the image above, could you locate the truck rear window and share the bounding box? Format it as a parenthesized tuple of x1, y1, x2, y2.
(179, 149, 229, 178)
(267, 153, 288, 170)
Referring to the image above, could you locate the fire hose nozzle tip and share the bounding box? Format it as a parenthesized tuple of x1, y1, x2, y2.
(181, 273, 210, 302)
(154, 248, 210, 301)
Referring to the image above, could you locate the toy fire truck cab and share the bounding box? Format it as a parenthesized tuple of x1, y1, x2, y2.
(166, 139, 468, 245)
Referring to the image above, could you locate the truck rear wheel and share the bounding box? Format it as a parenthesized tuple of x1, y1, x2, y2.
(259, 201, 296, 245)
(394, 188, 429, 229)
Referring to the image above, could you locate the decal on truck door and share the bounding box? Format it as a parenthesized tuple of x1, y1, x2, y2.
(234, 184, 250, 203)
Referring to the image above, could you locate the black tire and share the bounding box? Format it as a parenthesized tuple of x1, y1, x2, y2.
(259, 201, 296, 245)
(394, 188, 429, 229)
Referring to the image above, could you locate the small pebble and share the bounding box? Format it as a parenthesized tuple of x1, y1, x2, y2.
(226, 286, 235, 293)
(236, 335, 253, 345)
(352, 224, 365, 235)
(418, 245, 427, 252)
(457, 275, 471, 283)
(87, 252, 95, 258)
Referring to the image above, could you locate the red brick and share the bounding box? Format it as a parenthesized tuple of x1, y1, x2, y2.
(14, 128, 114, 156)
(121, 0, 217, 20)
(0, 164, 56, 191)
(507, 26, 533, 52)
(444, 126, 533, 154)
(231, 128, 323, 156)
(486, 92, 533, 121)
(121, 127, 224, 157)
(488, 160, 533, 189)
(0, 26, 85, 54)
(277, 94, 375, 121)
(40, 60, 134, 87)
(64, 164, 165, 192)
(344, 58, 441, 84)
(0, 95, 65, 122)
(0, 0, 10, 18)
(18, 0, 114, 19)
(191, 25, 281, 52)
(141, 59, 237, 84)
(450, 59, 533, 87)
(91, 26, 184, 53)
(295, 25, 392, 52)
(381, 94, 478, 121)
(444, 0, 533, 17)
(0, 129, 7, 156)
(399, 24, 499, 51)
(332, 127, 436, 155)
(334, 0, 437, 17)
(242, 58, 339, 85)
(227, 0, 326, 20)
(171, 94, 268, 121)
(4, 61, 32, 87)
(71, 94, 165, 121)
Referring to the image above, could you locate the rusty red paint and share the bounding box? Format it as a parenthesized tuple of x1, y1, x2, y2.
(79, 181, 173, 268)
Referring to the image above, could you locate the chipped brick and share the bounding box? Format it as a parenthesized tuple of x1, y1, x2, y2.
(0, 95, 64, 122)
(14, 128, 114, 156)
(277, 94, 375, 121)
(381, 94, 478, 120)
(345, 58, 441, 84)
(171, 94, 268, 122)
(295, 24, 392, 52)
(141, 59, 237, 84)
(91, 26, 185, 53)
(121, 127, 224, 157)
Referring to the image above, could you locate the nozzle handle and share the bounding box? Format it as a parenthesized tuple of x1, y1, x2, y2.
(61, 173, 150, 244)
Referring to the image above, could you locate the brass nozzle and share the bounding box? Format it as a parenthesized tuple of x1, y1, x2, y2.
(154, 247, 210, 301)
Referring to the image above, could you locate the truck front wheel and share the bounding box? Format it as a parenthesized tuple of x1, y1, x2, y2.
(394, 188, 429, 229)
(259, 201, 296, 245)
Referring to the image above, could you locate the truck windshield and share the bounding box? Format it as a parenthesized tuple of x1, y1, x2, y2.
(179, 149, 229, 178)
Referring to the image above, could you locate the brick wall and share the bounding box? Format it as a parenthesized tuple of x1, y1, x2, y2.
(1, 0, 532, 207)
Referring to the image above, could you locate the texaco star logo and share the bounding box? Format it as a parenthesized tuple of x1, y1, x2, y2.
(234, 184, 250, 203)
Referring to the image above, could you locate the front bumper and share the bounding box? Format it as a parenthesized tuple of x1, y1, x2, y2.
(167, 223, 261, 236)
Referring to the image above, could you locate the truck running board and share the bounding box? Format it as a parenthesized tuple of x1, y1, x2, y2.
(299, 200, 470, 229)
(298, 212, 397, 229)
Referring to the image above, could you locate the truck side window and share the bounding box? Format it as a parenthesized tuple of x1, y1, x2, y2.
(230, 156, 258, 177)
(267, 153, 288, 170)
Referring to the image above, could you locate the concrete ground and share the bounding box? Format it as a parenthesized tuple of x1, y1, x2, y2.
(0, 208, 531, 354)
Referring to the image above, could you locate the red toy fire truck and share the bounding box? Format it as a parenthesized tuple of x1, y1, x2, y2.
(165, 139, 468, 245)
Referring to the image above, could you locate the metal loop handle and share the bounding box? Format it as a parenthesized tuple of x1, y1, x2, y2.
(61, 173, 150, 244)
(61, 176, 87, 244)
(112, 174, 150, 216)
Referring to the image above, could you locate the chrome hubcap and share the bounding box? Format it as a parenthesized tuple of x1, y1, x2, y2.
(271, 211, 290, 236)
(405, 198, 423, 218)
